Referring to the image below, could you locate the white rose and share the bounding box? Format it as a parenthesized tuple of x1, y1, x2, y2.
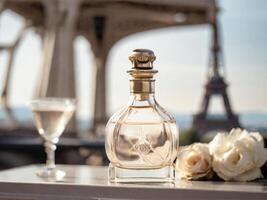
(175, 143, 212, 180)
(209, 128, 267, 181)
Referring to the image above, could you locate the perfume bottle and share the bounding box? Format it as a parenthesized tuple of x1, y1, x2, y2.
(105, 49, 179, 182)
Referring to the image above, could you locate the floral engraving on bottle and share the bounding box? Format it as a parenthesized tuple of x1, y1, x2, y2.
(132, 137, 152, 155)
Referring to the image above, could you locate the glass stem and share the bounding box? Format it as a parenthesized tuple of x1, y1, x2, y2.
(44, 141, 56, 170)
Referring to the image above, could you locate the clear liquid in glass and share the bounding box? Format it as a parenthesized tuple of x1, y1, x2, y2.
(32, 108, 74, 143)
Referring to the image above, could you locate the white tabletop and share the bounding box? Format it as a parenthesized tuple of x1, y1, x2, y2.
(0, 165, 266, 200)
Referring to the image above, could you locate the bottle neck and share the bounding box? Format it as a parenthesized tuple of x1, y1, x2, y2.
(128, 93, 156, 106)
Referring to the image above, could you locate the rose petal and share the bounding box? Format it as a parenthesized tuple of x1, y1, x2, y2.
(233, 168, 263, 182)
(209, 133, 228, 155)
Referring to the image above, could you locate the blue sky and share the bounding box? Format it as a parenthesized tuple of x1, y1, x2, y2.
(0, 0, 266, 118)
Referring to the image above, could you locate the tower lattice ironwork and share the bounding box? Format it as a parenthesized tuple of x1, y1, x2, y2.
(192, 18, 241, 135)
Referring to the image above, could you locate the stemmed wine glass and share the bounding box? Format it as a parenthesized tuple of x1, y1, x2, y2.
(29, 98, 76, 179)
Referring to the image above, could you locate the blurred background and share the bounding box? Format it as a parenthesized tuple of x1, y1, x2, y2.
(0, 0, 266, 170)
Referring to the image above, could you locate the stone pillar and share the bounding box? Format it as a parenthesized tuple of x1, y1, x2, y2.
(91, 51, 108, 136)
(35, 0, 80, 133)
(85, 15, 109, 137)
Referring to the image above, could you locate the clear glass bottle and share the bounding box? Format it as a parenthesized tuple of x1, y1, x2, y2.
(105, 49, 179, 182)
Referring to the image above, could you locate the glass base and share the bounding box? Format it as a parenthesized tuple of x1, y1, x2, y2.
(36, 168, 66, 180)
(108, 163, 175, 183)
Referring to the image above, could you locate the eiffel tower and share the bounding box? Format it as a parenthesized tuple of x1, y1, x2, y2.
(192, 19, 241, 135)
